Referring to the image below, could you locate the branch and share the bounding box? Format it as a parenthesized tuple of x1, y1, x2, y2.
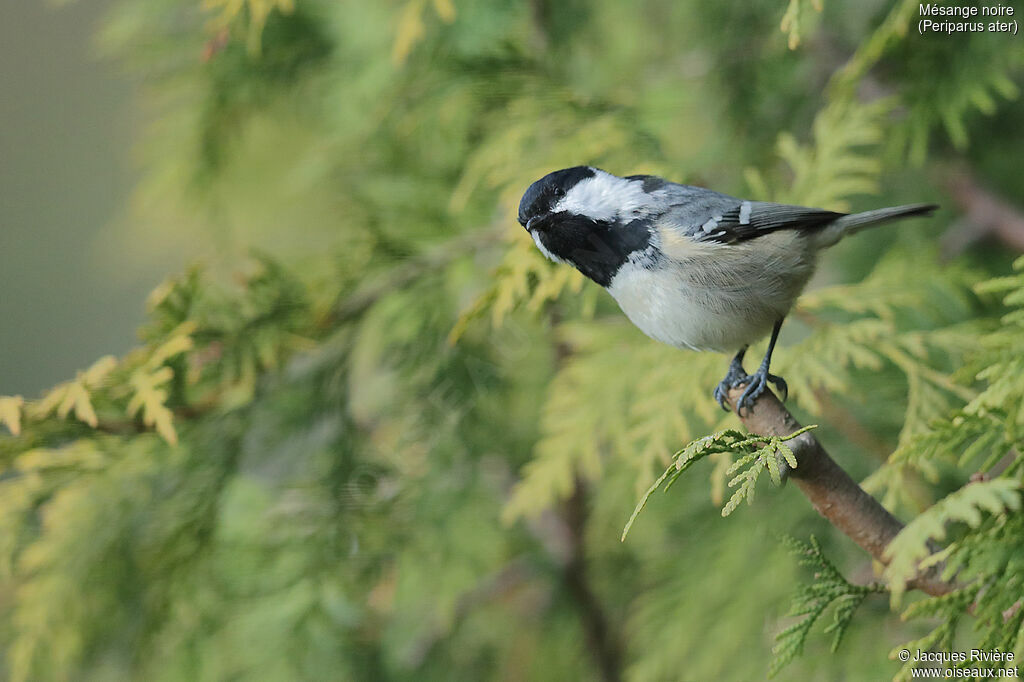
(545, 317, 623, 682)
(329, 225, 504, 325)
(403, 557, 536, 667)
(561, 479, 623, 682)
(812, 388, 892, 462)
(942, 171, 1024, 257)
(724, 386, 956, 597)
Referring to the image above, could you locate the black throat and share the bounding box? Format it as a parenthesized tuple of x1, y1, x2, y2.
(538, 215, 654, 287)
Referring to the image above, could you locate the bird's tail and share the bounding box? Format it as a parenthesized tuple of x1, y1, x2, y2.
(815, 203, 938, 247)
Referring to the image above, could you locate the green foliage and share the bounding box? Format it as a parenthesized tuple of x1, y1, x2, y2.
(887, 23, 1023, 164)
(779, 0, 824, 50)
(0, 396, 24, 436)
(824, 0, 1024, 164)
(621, 425, 813, 541)
(882, 479, 1021, 605)
(771, 535, 886, 677)
(866, 253, 1024, 680)
(748, 97, 891, 210)
(501, 321, 727, 523)
(391, 0, 456, 65)
(203, 0, 296, 54)
(2, 0, 1024, 680)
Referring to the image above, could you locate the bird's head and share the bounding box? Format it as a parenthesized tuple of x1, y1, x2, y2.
(517, 166, 656, 286)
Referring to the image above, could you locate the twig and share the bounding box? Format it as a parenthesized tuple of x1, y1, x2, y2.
(329, 225, 504, 325)
(527, 0, 551, 50)
(942, 171, 1024, 258)
(545, 310, 623, 682)
(724, 386, 956, 597)
(561, 479, 623, 682)
(812, 388, 892, 462)
(403, 557, 537, 667)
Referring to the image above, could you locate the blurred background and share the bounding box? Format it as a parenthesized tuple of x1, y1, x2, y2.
(1, 0, 1023, 680)
(0, 0, 147, 395)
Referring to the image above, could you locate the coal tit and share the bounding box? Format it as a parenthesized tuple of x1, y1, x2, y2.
(518, 166, 936, 414)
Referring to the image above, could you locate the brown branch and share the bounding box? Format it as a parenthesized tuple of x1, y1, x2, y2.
(330, 225, 504, 325)
(561, 479, 623, 682)
(403, 557, 537, 667)
(500, 311, 625, 681)
(527, 0, 551, 51)
(942, 171, 1024, 258)
(724, 386, 956, 597)
(812, 388, 892, 462)
(520, 487, 624, 682)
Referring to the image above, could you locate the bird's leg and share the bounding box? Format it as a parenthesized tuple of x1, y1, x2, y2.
(713, 346, 750, 411)
(735, 319, 789, 415)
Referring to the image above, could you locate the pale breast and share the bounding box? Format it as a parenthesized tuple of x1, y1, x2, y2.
(606, 231, 817, 353)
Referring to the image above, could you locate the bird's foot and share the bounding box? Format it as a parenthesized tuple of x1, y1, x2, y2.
(713, 365, 751, 411)
(734, 368, 788, 415)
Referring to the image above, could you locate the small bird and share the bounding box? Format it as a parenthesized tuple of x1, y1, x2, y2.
(518, 166, 936, 414)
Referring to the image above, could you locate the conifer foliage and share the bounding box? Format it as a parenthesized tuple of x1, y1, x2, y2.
(1, 0, 1023, 680)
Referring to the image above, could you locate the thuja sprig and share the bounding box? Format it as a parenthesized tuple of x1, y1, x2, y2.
(622, 425, 817, 541)
(770, 535, 886, 677)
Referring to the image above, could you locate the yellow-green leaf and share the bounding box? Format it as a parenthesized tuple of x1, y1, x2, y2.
(57, 382, 98, 428)
(146, 322, 196, 370)
(127, 367, 178, 445)
(0, 395, 24, 436)
(79, 356, 117, 388)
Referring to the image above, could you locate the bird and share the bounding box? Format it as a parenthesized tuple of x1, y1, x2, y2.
(517, 166, 937, 414)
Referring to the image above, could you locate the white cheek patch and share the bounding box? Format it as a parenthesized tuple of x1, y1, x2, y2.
(531, 231, 567, 264)
(554, 170, 650, 222)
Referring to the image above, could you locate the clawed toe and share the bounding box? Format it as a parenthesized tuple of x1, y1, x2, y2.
(713, 373, 750, 411)
(734, 371, 788, 415)
(735, 373, 767, 415)
(715, 321, 788, 416)
(767, 374, 788, 402)
(713, 383, 729, 411)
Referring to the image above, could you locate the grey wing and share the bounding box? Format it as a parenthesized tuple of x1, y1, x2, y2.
(654, 184, 845, 244)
